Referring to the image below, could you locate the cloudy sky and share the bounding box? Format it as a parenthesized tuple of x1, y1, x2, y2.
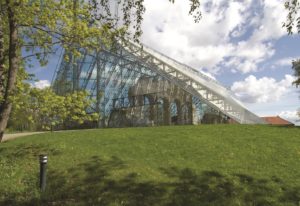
(29, 0, 300, 124)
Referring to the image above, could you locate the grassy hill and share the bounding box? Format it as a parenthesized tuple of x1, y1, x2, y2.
(1, 125, 300, 205)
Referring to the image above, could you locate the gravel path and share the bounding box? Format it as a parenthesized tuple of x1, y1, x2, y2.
(2, 132, 45, 142)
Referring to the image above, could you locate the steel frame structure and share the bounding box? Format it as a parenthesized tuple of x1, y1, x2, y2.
(52, 41, 265, 127)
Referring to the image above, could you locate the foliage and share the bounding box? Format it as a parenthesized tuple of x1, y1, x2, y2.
(8, 76, 33, 131)
(3, 64, 34, 131)
(292, 59, 300, 86)
(284, 0, 300, 84)
(284, 0, 300, 34)
(0, 0, 202, 140)
(63, 91, 99, 127)
(8, 86, 99, 131)
(0, 0, 202, 73)
(283, 1, 300, 120)
(1, 0, 120, 63)
(1, 125, 300, 205)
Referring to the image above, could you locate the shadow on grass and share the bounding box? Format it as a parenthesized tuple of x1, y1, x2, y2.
(1, 156, 300, 206)
(0, 143, 61, 161)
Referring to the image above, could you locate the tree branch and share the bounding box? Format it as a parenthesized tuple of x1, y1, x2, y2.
(22, 51, 56, 60)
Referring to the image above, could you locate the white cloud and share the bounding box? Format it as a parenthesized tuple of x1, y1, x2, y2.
(141, 0, 288, 75)
(225, 41, 275, 73)
(275, 57, 294, 67)
(231, 75, 295, 103)
(278, 110, 299, 124)
(225, 57, 258, 73)
(32, 80, 50, 89)
(274, 56, 300, 67)
(249, 0, 286, 43)
(141, 0, 251, 73)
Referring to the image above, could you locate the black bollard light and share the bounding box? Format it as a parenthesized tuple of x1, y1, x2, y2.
(39, 154, 48, 191)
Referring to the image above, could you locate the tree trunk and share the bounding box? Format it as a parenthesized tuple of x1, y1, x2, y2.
(0, 14, 5, 98)
(0, 2, 19, 142)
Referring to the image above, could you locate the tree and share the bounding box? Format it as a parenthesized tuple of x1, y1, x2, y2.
(63, 91, 99, 128)
(292, 60, 300, 86)
(7, 68, 35, 131)
(283, 1, 300, 95)
(29, 88, 66, 131)
(283, 0, 300, 34)
(9, 86, 99, 131)
(0, 0, 115, 141)
(0, 0, 201, 142)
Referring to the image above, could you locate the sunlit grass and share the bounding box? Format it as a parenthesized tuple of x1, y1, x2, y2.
(1, 125, 300, 205)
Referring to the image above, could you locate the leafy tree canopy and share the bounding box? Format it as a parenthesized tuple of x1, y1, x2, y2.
(9, 83, 99, 131)
(284, 0, 300, 34)
(0, 0, 201, 140)
(283, 1, 300, 88)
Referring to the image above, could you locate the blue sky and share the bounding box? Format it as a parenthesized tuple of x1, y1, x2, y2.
(28, 0, 300, 124)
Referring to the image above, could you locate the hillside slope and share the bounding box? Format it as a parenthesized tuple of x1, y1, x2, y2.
(1, 125, 300, 205)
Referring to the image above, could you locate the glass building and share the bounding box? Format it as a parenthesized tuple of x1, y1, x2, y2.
(52, 41, 265, 127)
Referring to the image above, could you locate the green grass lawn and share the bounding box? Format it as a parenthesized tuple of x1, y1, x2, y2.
(1, 125, 300, 205)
